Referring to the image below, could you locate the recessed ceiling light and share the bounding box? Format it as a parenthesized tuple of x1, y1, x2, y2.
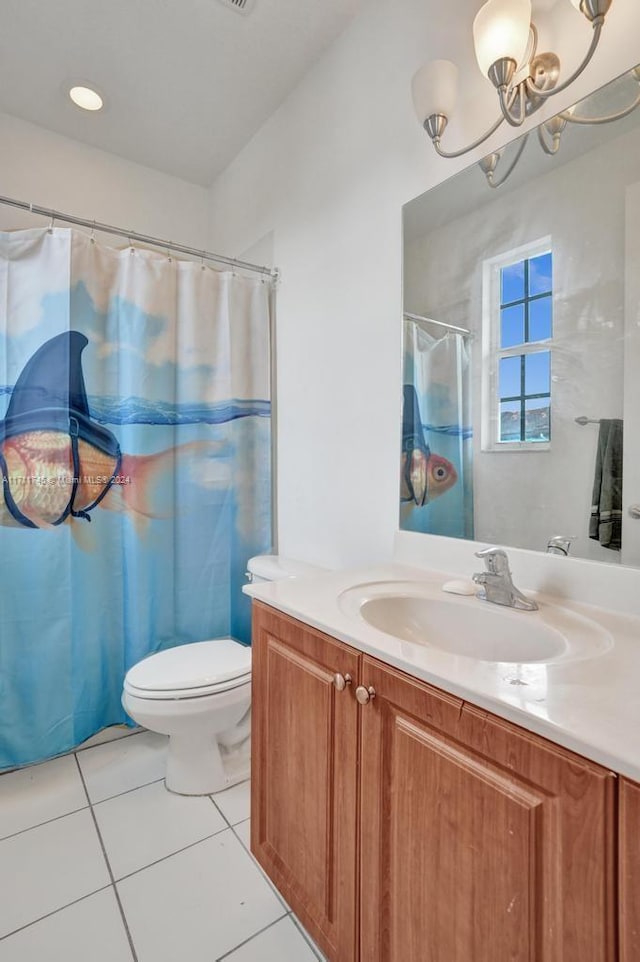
(69, 85, 103, 111)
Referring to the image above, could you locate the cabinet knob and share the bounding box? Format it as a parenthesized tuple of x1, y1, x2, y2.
(355, 685, 376, 705)
(333, 673, 352, 692)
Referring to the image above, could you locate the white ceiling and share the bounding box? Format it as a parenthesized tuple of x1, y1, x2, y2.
(0, 0, 366, 186)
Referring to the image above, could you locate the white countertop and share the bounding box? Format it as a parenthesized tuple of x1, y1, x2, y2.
(244, 563, 640, 781)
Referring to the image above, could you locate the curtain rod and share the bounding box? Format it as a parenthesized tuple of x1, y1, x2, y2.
(0, 194, 279, 280)
(404, 312, 472, 337)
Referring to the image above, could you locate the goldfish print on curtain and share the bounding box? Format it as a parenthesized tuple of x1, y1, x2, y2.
(400, 384, 458, 507)
(0, 227, 272, 768)
(400, 320, 474, 540)
(0, 331, 221, 530)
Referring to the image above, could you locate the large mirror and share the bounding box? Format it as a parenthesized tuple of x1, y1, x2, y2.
(401, 64, 640, 568)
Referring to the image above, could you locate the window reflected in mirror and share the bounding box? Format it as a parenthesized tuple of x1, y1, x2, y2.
(401, 63, 640, 568)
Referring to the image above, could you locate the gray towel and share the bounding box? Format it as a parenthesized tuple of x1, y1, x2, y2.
(589, 418, 623, 550)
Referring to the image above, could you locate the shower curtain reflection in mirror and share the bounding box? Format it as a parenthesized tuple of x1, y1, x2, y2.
(400, 319, 474, 539)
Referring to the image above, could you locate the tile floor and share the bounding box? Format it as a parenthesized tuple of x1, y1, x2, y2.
(0, 730, 325, 961)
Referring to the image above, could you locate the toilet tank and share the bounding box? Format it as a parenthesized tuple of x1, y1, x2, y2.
(246, 554, 326, 584)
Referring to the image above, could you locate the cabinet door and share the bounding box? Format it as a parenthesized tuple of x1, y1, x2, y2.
(251, 603, 360, 962)
(359, 656, 617, 962)
(620, 777, 640, 960)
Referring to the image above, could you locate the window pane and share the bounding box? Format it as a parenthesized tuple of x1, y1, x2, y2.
(500, 401, 521, 442)
(529, 296, 552, 342)
(525, 397, 550, 441)
(501, 304, 525, 348)
(528, 252, 552, 296)
(525, 351, 550, 395)
(501, 261, 525, 304)
(500, 355, 522, 399)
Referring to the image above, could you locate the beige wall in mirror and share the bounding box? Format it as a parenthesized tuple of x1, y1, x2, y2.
(401, 64, 640, 568)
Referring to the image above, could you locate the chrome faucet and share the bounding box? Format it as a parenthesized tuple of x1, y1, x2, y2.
(546, 535, 573, 556)
(472, 547, 538, 611)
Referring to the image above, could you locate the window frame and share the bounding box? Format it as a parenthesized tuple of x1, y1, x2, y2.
(481, 237, 553, 453)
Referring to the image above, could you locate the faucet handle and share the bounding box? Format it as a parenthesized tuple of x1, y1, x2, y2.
(474, 546, 510, 575)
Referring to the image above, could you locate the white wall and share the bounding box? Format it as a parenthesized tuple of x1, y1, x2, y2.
(0, 112, 210, 246)
(207, 0, 640, 573)
(405, 123, 640, 564)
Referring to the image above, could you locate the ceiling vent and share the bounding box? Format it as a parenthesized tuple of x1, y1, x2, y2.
(215, 0, 256, 14)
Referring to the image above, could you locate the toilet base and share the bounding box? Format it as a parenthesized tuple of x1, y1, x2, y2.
(122, 672, 252, 797)
(165, 732, 250, 795)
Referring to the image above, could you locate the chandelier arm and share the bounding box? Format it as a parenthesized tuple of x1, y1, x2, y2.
(499, 83, 528, 127)
(560, 92, 640, 125)
(537, 125, 560, 156)
(485, 134, 530, 188)
(505, 84, 520, 110)
(433, 114, 506, 159)
(524, 20, 603, 101)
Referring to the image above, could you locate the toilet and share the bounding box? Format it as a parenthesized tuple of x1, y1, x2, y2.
(121, 554, 323, 795)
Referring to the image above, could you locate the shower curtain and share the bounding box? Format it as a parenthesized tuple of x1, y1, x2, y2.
(400, 319, 474, 539)
(0, 228, 272, 768)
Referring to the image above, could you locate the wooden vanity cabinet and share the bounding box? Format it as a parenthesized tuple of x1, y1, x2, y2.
(359, 656, 616, 962)
(620, 778, 640, 960)
(250, 602, 360, 961)
(251, 602, 618, 962)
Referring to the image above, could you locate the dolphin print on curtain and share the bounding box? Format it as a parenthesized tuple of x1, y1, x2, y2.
(400, 318, 474, 539)
(0, 227, 272, 768)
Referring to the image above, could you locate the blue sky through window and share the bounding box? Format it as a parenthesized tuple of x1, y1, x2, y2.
(497, 250, 552, 442)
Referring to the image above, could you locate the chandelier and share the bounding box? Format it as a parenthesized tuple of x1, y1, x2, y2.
(411, 0, 615, 166)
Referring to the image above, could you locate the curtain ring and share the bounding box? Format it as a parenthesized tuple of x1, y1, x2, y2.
(128, 232, 135, 254)
(90, 220, 96, 244)
(48, 215, 55, 234)
(200, 252, 206, 271)
(167, 244, 172, 263)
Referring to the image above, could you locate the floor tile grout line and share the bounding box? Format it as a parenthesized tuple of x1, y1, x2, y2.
(211, 797, 305, 938)
(215, 910, 290, 961)
(0, 759, 165, 843)
(208, 793, 236, 829)
(228, 820, 289, 911)
(73, 729, 142, 754)
(0, 804, 89, 843)
(290, 913, 326, 961)
(0, 732, 165, 842)
(207, 779, 250, 831)
(0, 752, 323, 961)
(208, 794, 229, 822)
(0, 884, 113, 943)
(229, 820, 291, 913)
(0, 728, 143, 777)
(89, 775, 166, 808)
(73, 754, 140, 962)
(113, 825, 232, 884)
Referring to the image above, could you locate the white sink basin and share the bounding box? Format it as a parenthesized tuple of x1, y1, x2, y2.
(337, 581, 613, 664)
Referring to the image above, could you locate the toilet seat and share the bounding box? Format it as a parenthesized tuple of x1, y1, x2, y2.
(123, 639, 251, 701)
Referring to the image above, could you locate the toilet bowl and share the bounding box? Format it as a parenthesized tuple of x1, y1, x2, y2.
(122, 555, 326, 796)
(122, 638, 251, 795)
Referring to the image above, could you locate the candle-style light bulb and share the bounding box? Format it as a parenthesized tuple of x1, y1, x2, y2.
(411, 60, 458, 127)
(473, 0, 532, 79)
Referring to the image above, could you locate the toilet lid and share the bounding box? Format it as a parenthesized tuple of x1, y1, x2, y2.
(124, 639, 251, 696)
